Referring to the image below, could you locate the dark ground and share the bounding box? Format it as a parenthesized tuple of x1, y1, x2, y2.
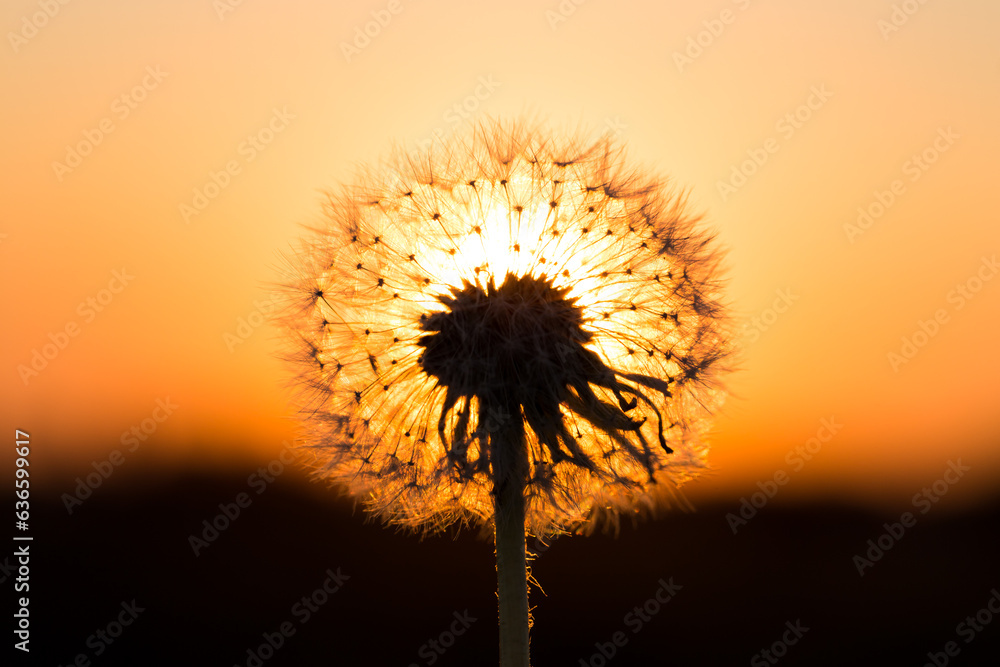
(9, 462, 1000, 666)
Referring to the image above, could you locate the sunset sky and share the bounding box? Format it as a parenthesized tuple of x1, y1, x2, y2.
(4, 0, 999, 513)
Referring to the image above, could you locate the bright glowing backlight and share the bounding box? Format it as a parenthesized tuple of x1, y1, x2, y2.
(281, 121, 732, 536)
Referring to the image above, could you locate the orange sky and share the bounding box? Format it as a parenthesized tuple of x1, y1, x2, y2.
(3, 0, 998, 510)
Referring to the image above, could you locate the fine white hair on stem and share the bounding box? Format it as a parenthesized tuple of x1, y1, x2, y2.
(277, 118, 733, 538)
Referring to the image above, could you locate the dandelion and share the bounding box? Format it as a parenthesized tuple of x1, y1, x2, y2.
(279, 119, 732, 666)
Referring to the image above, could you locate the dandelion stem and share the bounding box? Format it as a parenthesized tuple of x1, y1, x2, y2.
(492, 399, 531, 667)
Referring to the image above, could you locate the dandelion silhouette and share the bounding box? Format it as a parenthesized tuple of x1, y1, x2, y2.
(280, 120, 731, 666)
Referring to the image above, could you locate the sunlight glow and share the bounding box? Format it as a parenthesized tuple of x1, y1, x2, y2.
(282, 121, 732, 536)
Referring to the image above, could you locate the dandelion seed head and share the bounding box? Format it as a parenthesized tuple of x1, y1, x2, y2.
(280, 119, 732, 537)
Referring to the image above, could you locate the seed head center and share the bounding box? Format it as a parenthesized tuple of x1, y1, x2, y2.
(418, 273, 588, 402)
